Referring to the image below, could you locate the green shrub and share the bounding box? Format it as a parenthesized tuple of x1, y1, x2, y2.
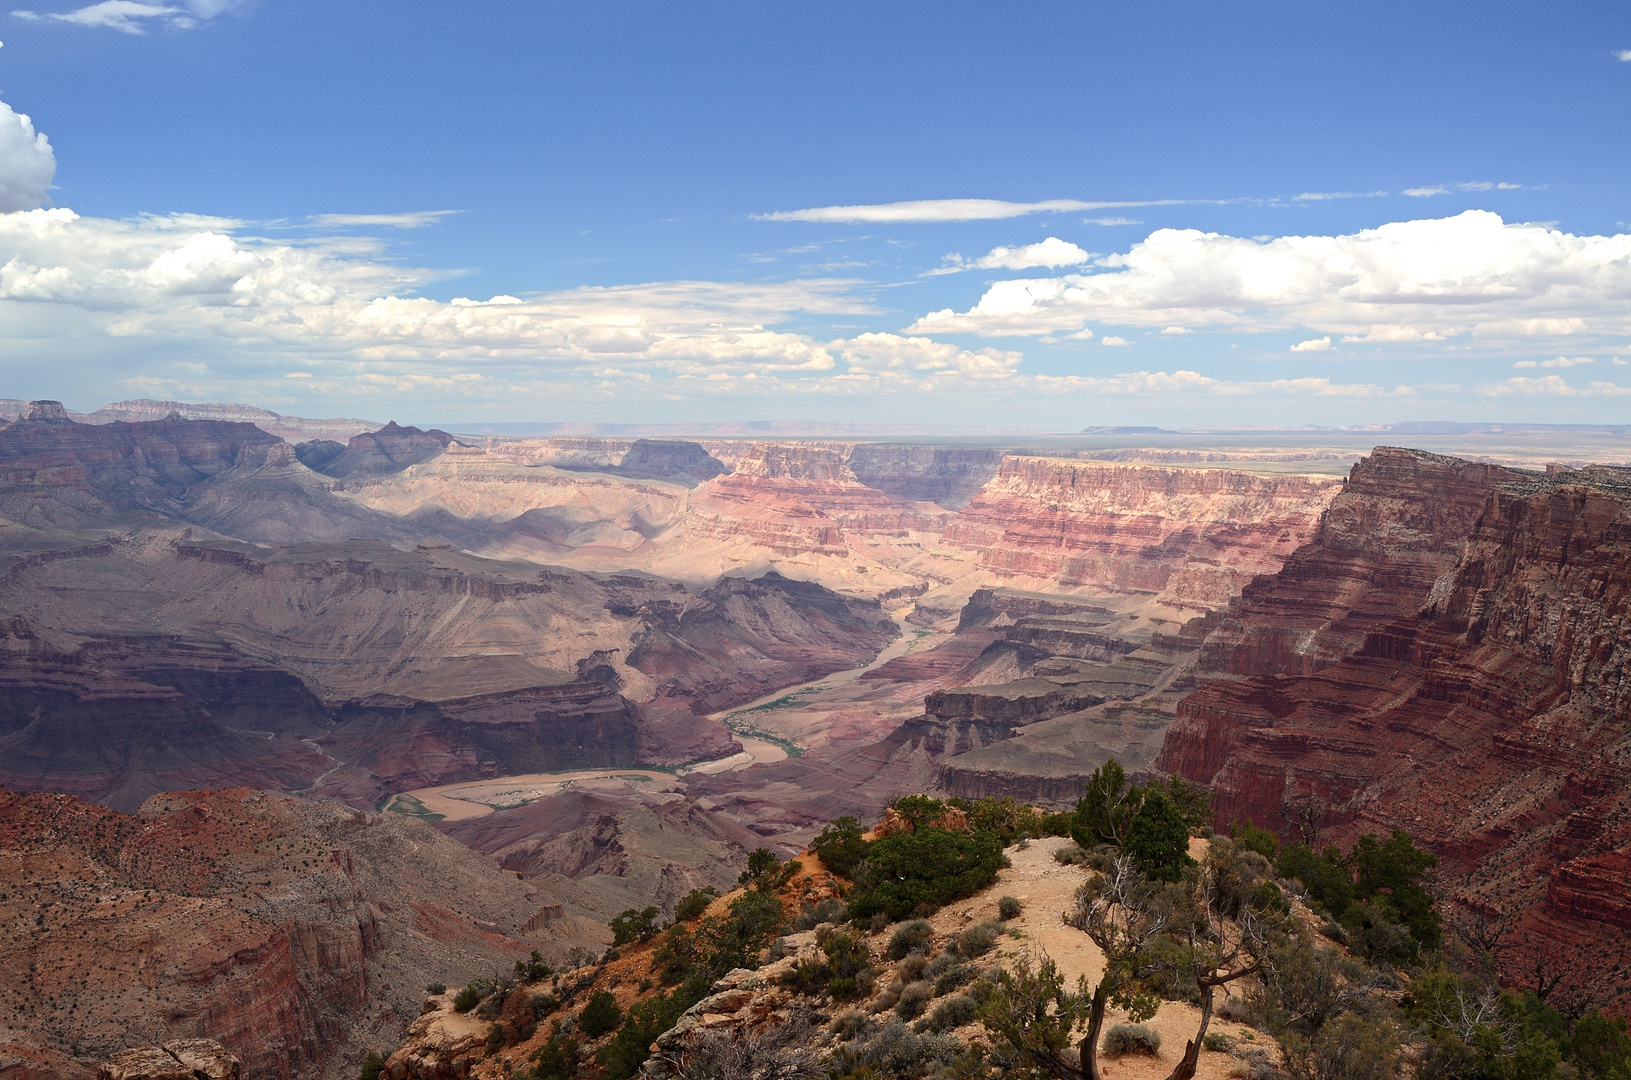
(997, 895, 1022, 920)
(672, 887, 717, 923)
(609, 906, 662, 946)
(923, 994, 979, 1032)
(357, 1050, 384, 1080)
(888, 919, 933, 960)
(579, 990, 622, 1038)
(1202, 1031, 1231, 1052)
(812, 816, 872, 879)
(425, 982, 446, 995)
(452, 984, 481, 1013)
(595, 984, 707, 1080)
(1123, 789, 1196, 882)
(1102, 1023, 1162, 1057)
(515, 949, 552, 982)
(529, 1026, 581, 1080)
(739, 847, 782, 885)
(848, 827, 1004, 922)
(1229, 819, 1279, 860)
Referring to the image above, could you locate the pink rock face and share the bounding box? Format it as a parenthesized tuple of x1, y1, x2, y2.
(1159, 468, 1631, 1010)
(685, 443, 948, 555)
(942, 457, 1341, 607)
(1195, 447, 1525, 677)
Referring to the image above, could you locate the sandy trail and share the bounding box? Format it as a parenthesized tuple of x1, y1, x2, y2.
(930, 836, 1268, 1079)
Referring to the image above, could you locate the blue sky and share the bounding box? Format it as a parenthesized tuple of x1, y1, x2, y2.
(1, 1, 1630, 427)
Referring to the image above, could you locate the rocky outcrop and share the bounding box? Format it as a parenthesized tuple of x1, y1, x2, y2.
(0, 787, 540, 1079)
(845, 445, 1005, 509)
(295, 422, 458, 478)
(98, 1040, 240, 1080)
(1195, 447, 1525, 677)
(1158, 471, 1631, 1010)
(943, 458, 1341, 608)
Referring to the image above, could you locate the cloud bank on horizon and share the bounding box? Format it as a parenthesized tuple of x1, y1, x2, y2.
(0, 0, 1629, 425)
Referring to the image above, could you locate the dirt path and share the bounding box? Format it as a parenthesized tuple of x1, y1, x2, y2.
(928, 836, 1268, 1079)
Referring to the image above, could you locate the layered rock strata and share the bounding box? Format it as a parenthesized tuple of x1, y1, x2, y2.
(681, 443, 948, 557)
(1195, 447, 1524, 677)
(1158, 471, 1631, 1009)
(943, 457, 1342, 608)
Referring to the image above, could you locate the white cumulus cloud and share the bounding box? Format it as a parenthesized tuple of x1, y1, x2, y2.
(933, 236, 1090, 275)
(1291, 336, 1332, 352)
(906, 211, 1631, 344)
(0, 99, 55, 212)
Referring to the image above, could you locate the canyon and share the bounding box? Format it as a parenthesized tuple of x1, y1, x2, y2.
(2, 399, 1629, 1074)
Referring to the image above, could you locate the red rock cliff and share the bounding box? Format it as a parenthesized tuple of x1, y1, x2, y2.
(943, 457, 1341, 608)
(0, 787, 539, 1079)
(1158, 469, 1631, 1010)
(1195, 447, 1523, 677)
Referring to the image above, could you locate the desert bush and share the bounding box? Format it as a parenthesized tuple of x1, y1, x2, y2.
(794, 896, 847, 930)
(578, 990, 622, 1038)
(831, 1019, 964, 1078)
(888, 919, 933, 960)
(830, 1009, 870, 1041)
(953, 920, 1002, 959)
(896, 952, 929, 982)
(997, 895, 1023, 920)
(673, 887, 717, 923)
(1053, 844, 1090, 865)
(357, 1050, 385, 1080)
(1281, 1012, 1399, 1080)
(452, 984, 482, 1013)
(922, 994, 979, 1032)
(895, 980, 933, 1020)
(933, 963, 972, 996)
(1102, 1023, 1162, 1057)
(425, 982, 446, 995)
(1203, 1031, 1231, 1052)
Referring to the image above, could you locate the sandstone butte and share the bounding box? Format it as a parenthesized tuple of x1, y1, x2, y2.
(1158, 451, 1631, 1012)
(0, 787, 544, 1080)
